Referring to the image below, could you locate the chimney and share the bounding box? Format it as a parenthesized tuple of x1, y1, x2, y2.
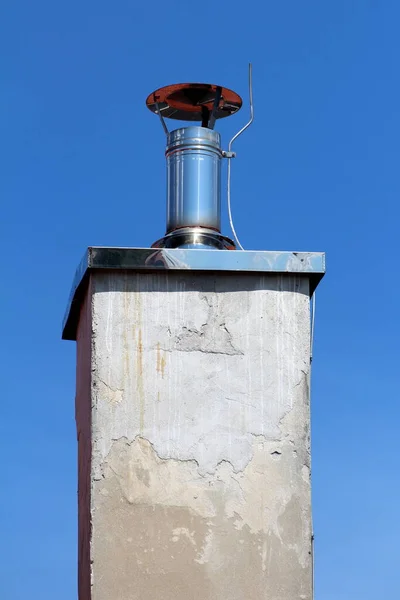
(63, 71, 325, 600)
(146, 81, 243, 250)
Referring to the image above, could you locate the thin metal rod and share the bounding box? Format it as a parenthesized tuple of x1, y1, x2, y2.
(227, 63, 254, 250)
(201, 106, 210, 128)
(208, 86, 222, 130)
(155, 101, 169, 137)
(228, 63, 254, 152)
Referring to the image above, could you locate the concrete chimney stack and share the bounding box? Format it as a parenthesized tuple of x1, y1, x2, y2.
(62, 75, 325, 600)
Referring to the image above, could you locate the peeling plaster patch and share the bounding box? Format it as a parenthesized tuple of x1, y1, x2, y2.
(194, 528, 213, 565)
(171, 528, 197, 546)
(98, 436, 309, 543)
(174, 323, 243, 356)
(172, 292, 244, 356)
(93, 377, 123, 405)
(92, 436, 311, 600)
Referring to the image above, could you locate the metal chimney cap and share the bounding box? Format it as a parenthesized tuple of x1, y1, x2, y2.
(146, 83, 242, 122)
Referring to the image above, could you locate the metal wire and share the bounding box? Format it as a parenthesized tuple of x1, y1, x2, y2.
(227, 157, 244, 250)
(227, 63, 254, 250)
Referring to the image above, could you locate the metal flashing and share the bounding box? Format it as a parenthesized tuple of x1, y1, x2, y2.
(62, 246, 325, 340)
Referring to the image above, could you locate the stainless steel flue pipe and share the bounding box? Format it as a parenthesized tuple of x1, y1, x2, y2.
(166, 126, 222, 234)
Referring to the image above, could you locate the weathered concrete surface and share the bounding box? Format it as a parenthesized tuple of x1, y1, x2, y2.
(76, 271, 312, 600)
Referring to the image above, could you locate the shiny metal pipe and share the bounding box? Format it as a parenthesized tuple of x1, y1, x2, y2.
(166, 126, 222, 233)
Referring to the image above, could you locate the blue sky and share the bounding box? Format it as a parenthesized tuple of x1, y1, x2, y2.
(1, 0, 399, 598)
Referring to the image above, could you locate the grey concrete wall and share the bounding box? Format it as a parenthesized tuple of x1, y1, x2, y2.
(76, 271, 312, 600)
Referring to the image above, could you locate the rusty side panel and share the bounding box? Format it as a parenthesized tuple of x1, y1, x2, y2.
(75, 280, 92, 600)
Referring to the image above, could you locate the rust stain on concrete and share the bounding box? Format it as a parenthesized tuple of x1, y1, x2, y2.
(134, 291, 145, 434)
(160, 354, 166, 378)
(156, 343, 161, 373)
(137, 328, 144, 432)
(123, 279, 130, 385)
(156, 342, 167, 379)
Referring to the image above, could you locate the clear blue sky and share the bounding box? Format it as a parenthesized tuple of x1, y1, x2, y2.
(1, 1, 399, 598)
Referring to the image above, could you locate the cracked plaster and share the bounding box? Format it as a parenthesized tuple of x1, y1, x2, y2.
(77, 271, 313, 599)
(91, 272, 310, 476)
